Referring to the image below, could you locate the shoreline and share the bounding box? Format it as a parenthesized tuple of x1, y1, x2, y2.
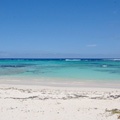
(0, 76, 120, 89)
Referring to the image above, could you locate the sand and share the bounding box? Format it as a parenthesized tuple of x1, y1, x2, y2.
(0, 83, 120, 120)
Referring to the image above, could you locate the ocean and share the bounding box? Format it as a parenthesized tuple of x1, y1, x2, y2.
(0, 58, 120, 84)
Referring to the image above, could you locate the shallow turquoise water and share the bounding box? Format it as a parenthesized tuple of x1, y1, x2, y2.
(0, 58, 120, 82)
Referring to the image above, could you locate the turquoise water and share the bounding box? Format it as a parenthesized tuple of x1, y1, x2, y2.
(0, 58, 120, 82)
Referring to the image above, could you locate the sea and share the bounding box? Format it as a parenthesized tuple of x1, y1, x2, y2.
(0, 58, 120, 86)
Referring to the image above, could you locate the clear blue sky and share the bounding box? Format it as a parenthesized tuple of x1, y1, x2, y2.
(0, 0, 120, 58)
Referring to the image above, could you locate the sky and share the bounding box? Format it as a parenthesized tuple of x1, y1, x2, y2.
(0, 0, 120, 58)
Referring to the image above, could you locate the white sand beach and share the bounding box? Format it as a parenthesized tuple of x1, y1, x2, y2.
(0, 83, 120, 120)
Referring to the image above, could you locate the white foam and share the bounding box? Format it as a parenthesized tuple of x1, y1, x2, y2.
(113, 59, 120, 61)
(102, 65, 107, 68)
(65, 59, 81, 61)
(107, 59, 120, 61)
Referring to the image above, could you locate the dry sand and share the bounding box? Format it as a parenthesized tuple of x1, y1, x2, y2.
(0, 84, 120, 120)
